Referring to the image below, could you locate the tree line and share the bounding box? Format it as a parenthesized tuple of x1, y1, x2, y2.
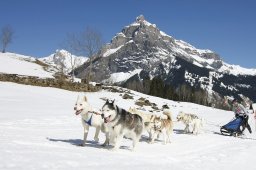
(148, 76, 209, 106)
(124, 76, 231, 110)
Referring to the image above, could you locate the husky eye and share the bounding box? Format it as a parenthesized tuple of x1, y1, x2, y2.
(80, 104, 82, 106)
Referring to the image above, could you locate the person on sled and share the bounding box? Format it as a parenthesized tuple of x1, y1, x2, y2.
(232, 99, 252, 134)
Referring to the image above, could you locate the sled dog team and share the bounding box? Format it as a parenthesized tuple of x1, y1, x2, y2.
(74, 95, 204, 151)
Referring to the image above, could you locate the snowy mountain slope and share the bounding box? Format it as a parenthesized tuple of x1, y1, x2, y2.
(219, 62, 256, 76)
(75, 15, 256, 82)
(0, 52, 54, 78)
(74, 15, 256, 102)
(39, 49, 87, 74)
(0, 50, 87, 80)
(1, 82, 256, 170)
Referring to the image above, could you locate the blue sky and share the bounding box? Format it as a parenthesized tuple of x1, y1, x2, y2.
(0, 0, 255, 68)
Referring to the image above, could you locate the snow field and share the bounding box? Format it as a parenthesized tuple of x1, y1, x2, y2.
(0, 82, 256, 170)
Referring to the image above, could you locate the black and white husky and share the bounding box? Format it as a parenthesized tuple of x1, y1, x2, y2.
(101, 100, 144, 151)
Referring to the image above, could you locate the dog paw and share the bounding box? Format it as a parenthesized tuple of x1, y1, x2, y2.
(130, 148, 136, 152)
(94, 138, 99, 142)
(78, 143, 85, 147)
(101, 142, 109, 147)
(109, 147, 118, 151)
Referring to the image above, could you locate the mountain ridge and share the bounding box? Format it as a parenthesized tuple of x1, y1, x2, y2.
(74, 15, 256, 103)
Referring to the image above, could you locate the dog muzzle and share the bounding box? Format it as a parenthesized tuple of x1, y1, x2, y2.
(75, 109, 83, 115)
(104, 115, 111, 123)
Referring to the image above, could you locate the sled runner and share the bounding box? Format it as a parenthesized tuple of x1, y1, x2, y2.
(220, 117, 245, 136)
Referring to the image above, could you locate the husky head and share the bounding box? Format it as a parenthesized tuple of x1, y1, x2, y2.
(153, 117, 162, 129)
(176, 111, 185, 121)
(101, 99, 116, 123)
(74, 95, 91, 116)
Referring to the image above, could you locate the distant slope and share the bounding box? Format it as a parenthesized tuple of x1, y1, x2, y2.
(0, 50, 87, 79)
(0, 52, 54, 78)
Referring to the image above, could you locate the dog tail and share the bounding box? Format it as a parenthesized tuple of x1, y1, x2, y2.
(163, 109, 172, 120)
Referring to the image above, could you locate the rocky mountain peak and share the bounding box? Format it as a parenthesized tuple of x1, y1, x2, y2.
(74, 15, 256, 102)
(39, 49, 87, 74)
(136, 15, 145, 23)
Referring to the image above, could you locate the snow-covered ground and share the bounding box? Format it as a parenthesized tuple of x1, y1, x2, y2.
(0, 82, 256, 170)
(0, 51, 87, 79)
(0, 52, 54, 78)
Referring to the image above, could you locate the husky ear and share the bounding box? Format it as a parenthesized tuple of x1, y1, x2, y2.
(112, 99, 115, 104)
(106, 99, 109, 104)
(84, 96, 87, 102)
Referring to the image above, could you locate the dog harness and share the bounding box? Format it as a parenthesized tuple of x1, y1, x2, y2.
(82, 111, 102, 126)
(83, 113, 93, 126)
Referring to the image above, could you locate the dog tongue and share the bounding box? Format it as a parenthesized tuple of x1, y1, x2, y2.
(104, 116, 111, 123)
(75, 110, 82, 115)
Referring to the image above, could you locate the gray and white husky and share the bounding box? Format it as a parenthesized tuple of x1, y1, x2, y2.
(74, 95, 109, 146)
(101, 100, 144, 151)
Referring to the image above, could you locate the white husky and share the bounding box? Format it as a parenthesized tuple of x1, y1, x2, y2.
(149, 109, 173, 144)
(176, 111, 203, 135)
(74, 95, 109, 146)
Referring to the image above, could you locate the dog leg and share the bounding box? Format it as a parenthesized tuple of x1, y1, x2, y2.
(102, 132, 110, 147)
(162, 129, 169, 145)
(184, 124, 189, 133)
(101, 124, 110, 146)
(167, 134, 171, 143)
(112, 133, 124, 151)
(149, 129, 154, 143)
(184, 126, 187, 133)
(157, 133, 160, 139)
(150, 131, 157, 144)
(167, 130, 172, 143)
(81, 125, 89, 146)
(162, 131, 167, 145)
(148, 129, 152, 141)
(193, 122, 199, 135)
(109, 132, 117, 145)
(132, 135, 140, 151)
(94, 126, 100, 142)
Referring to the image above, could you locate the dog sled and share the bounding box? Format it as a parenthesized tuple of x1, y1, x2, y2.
(220, 116, 245, 136)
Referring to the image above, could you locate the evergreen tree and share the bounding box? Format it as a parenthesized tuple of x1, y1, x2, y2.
(164, 84, 175, 100)
(149, 76, 164, 97)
